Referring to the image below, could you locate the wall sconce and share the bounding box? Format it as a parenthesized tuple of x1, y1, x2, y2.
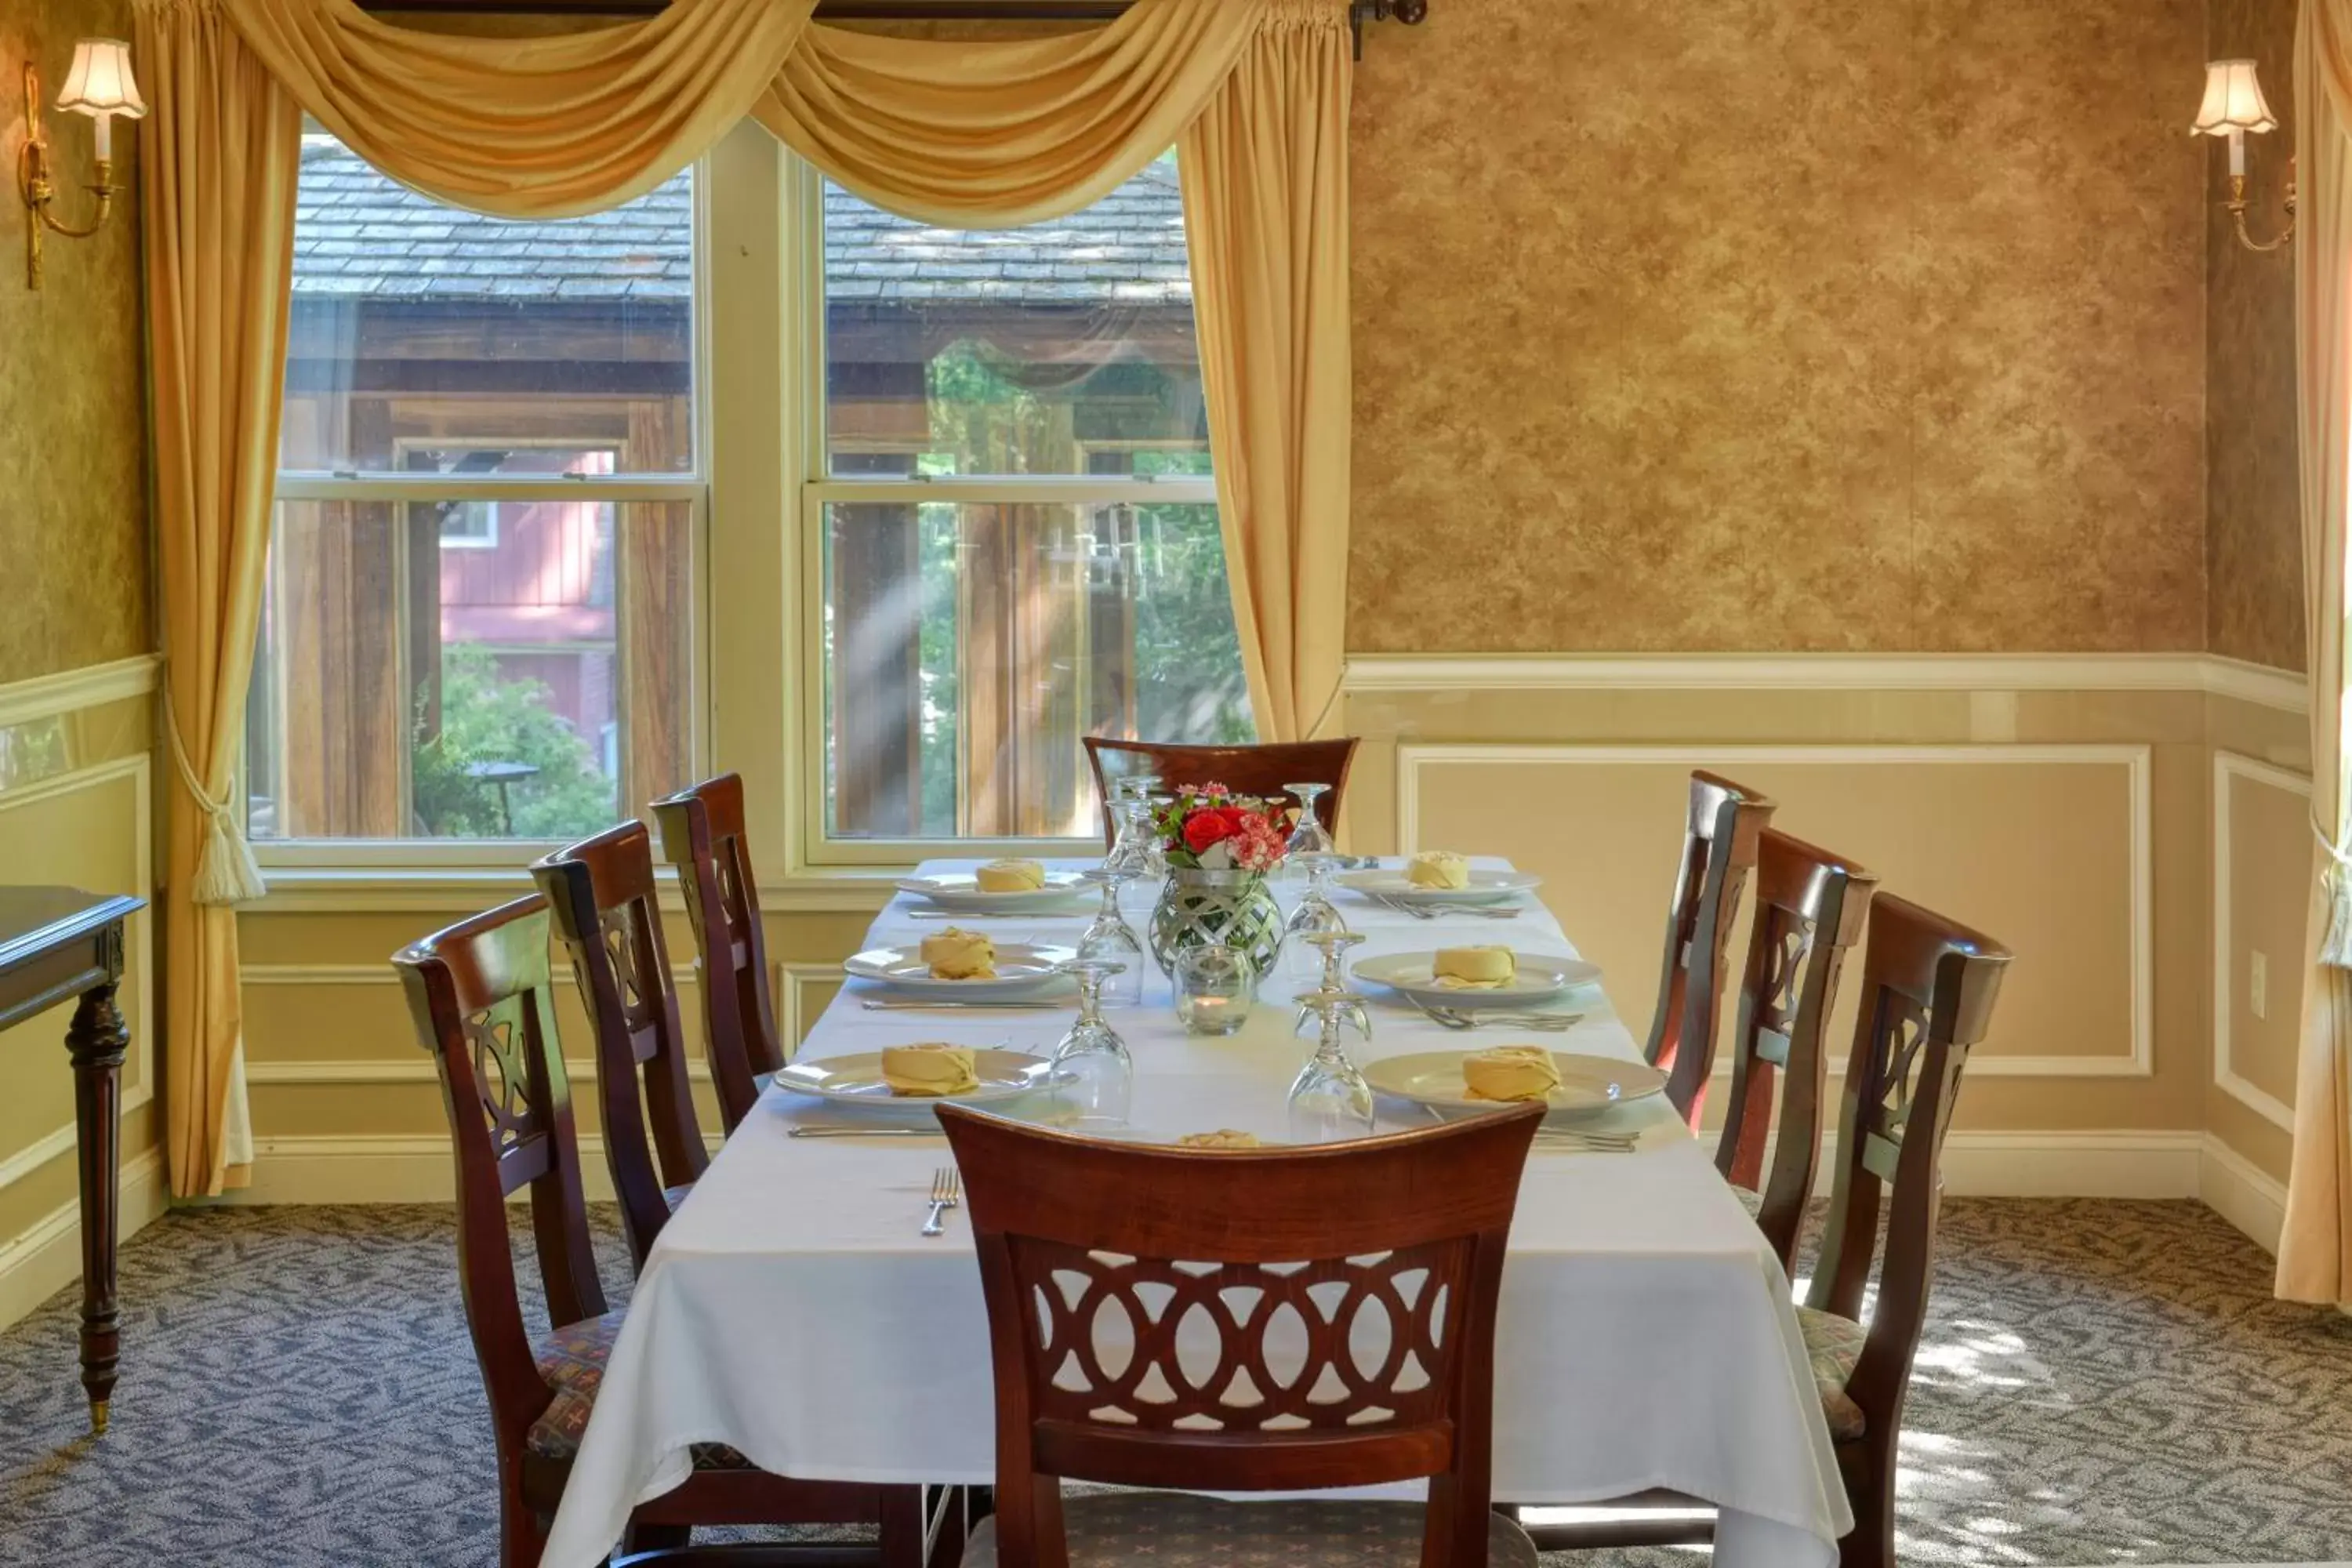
(2193, 58, 2295, 254)
(16, 39, 145, 289)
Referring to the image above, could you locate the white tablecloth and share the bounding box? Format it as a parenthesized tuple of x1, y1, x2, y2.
(541, 859, 1852, 1568)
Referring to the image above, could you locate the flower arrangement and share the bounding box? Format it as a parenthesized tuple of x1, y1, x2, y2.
(1151, 782, 1292, 874)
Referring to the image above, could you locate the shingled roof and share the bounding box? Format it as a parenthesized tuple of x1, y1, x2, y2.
(290, 137, 1192, 307)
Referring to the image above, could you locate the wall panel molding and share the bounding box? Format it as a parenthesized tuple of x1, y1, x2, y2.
(1345, 651, 2307, 713)
(2212, 751, 2313, 1134)
(0, 752, 156, 1192)
(0, 1147, 167, 1334)
(1397, 742, 2153, 1080)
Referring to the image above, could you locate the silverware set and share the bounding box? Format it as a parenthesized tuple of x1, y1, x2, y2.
(1532, 1127, 1642, 1154)
(789, 1125, 944, 1139)
(1413, 1002, 1584, 1032)
(921, 1166, 962, 1236)
(1370, 894, 1522, 921)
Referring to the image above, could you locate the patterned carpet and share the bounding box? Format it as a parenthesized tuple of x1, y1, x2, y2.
(1, 1200, 2349, 1566)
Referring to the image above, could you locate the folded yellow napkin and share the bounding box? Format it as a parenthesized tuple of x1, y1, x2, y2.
(1406, 850, 1472, 890)
(1177, 1129, 1263, 1150)
(974, 857, 1047, 893)
(1462, 1045, 1561, 1102)
(881, 1043, 980, 1097)
(920, 927, 997, 980)
(1433, 946, 1516, 989)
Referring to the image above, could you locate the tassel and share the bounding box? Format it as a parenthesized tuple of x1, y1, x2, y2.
(2321, 858, 2352, 970)
(165, 676, 267, 908)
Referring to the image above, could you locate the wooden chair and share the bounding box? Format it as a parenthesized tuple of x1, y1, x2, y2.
(1080, 735, 1359, 850)
(532, 822, 708, 1273)
(653, 774, 783, 1135)
(1643, 770, 1776, 1126)
(935, 1102, 1548, 1568)
(1713, 829, 1878, 1274)
(391, 896, 938, 1568)
(1801, 894, 2011, 1568)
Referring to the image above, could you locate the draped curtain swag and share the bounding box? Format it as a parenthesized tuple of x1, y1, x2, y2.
(136, 0, 302, 1196)
(2278, 0, 2352, 1306)
(143, 0, 1354, 1191)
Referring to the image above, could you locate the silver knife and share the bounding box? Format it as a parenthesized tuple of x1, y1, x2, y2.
(860, 999, 1065, 1011)
(789, 1126, 945, 1138)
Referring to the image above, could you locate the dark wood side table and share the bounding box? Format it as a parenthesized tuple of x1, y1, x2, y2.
(0, 888, 146, 1435)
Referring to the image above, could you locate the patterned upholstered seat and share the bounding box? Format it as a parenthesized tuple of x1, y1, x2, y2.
(1730, 1184, 1765, 1219)
(664, 1183, 693, 1214)
(1795, 1305, 1867, 1443)
(527, 1310, 747, 1468)
(962, 1494, 1539, 1567)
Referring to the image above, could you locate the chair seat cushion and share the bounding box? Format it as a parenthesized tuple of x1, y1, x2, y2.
(961, 1494, 1538, 1567)
(1730, 1184, 1765, 1219)
(1795, 1305, 1867, 1444)
(526, 1309, 746, 1469)
(664, 1182, 694, 1212)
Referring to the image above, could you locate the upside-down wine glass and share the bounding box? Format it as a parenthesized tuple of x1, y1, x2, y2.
(1051, 959, 1132, 1130)
(1283, 851, 1350, 983)
(1103, 779, 1152, 877)
(1076, 866, 1145, 1007)
(1291, 929, 1371, 1039)
(1280, 782, 1336, 882)
(1287, 972, 1375, 1144)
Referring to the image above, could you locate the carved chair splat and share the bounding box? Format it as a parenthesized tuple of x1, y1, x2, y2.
(654, 773, 784, 1134)
(1644, 770, 1776, 1127)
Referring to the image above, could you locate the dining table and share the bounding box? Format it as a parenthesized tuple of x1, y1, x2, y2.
(539, 857, 1853, 1568)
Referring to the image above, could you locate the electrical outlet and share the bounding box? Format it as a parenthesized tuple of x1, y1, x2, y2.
(2251, 950, 2268, 1022)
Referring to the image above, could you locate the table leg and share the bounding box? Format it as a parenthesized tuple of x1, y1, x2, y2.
(66, 977, 128, 1436)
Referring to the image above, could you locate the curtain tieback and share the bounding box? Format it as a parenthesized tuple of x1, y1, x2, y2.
(163, 673, 267, 907)
(2314, 814, 2352, 969)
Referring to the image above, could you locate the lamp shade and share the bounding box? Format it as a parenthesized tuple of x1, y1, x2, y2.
(2192, 59, 2276, 136)
(54, 39, 145, 121)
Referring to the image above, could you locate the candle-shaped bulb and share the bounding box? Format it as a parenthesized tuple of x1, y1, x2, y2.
(2230, 126, 2247, 180)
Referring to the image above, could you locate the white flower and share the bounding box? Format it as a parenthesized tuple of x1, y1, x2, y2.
(1197, 838, 1235, 870)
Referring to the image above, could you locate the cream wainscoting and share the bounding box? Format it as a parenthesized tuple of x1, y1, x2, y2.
(1342, 652, 2310, 1247)
(0, 655, 166, 1333)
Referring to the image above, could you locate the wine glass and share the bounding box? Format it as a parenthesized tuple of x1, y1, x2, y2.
(1174, 944, 1255, 1036)
(1076, 866, 1145, 1007)
(1281, 782, 1336, 879)
(1051, 960, 1132, 1129)
(1283, 851, 1350, 982)
(1291, 929, 1370, 1039)
(1288, 982, 1375, 1143)
(1103, 781, 1152, 877)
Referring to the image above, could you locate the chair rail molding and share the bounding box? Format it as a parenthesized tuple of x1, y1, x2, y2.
(1396, 742, 2154, 1080)
(0, 652, 161, 731)
(1343, 651, 2309, 713)
(2211, 750, 2314, 1134)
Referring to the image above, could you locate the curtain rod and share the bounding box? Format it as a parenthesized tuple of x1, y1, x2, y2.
(360, 0, 1428, 56)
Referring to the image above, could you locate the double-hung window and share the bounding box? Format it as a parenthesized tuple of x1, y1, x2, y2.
(248, 132, 701, 849)
(808, 151, 1252, 853)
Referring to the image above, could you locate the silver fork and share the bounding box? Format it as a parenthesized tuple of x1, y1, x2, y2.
(921, 1166, 961, 1236)
(1415, 1003, 1584, 1032)
(1374, 895, 1520, 921)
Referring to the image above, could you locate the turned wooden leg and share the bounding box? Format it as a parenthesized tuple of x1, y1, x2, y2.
(66, 977, 128, 1436)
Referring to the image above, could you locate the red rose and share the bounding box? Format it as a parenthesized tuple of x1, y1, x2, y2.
(1183, 808, 1241, 854)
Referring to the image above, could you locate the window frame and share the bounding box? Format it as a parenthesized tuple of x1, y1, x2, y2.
(249, 150, 714, 872)
(790, 165, 1221, 868)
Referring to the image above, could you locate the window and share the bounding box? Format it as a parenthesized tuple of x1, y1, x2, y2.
(812, 151, 1251, 847)
(247, 133, 699, 845)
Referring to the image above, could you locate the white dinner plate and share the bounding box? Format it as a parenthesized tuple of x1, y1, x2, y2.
(844, 942, 1078, 1000)
(1334, 868, 1543, 906)
(772, 1049, 1057, 1112)
(1350, 950, 1601, 1010)
(895, 872, 1091, 914)
(1365, 1051, 1666, 1115)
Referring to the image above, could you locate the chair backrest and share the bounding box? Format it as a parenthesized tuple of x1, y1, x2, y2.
(1081, 736, 1359, 850)
(652, 773, 781, 1134)
(937, 1104, 1544, 1568)
(1644, 769, 1776, 1124)
(392, 896, 604, 1462)
(532, 822, 709, 1271)
(1712, 829, 1877, 1272)
(1807, 895, 2010, 1450)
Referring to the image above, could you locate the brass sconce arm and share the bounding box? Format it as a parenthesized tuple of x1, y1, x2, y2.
(2227, 170, 2296, 254)
(17, 62, 125, 289)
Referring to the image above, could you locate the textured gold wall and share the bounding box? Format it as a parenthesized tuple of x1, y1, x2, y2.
(2206, 0, 2303, 673)
(0, 0, 152, 686)
(1350, 0, 2207, 654)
